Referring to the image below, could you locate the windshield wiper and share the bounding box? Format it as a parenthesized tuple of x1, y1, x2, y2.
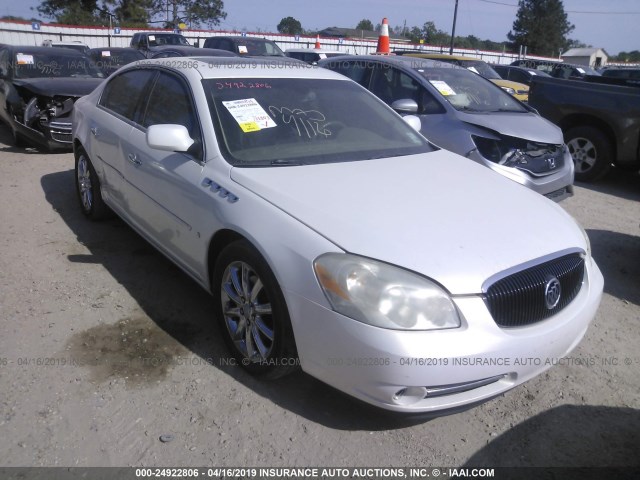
(270, 159, 304, 166)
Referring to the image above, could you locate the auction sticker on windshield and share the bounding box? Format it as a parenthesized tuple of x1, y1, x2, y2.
(429, 80, 456, 96)
(16, 54, 34, 64)
(222, 98, 278, 132)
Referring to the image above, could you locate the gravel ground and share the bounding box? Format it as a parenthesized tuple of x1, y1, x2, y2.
(0, 124, 639, 468)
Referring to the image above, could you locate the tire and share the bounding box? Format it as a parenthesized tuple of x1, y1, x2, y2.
(212, 240, 298, 379)
(565, 126, 613, 182)
(74, 147, 110, 220)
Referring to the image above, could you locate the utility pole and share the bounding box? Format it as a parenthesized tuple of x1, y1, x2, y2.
(449, 0, 459, 55)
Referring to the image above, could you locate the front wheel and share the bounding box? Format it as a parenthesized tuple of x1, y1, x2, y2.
(74, 147, 110, 220)
(565, 126, 613, 182)
(212, 240, 298, 379)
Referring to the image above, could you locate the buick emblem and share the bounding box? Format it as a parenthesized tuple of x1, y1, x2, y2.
(544, 276, 562, 310)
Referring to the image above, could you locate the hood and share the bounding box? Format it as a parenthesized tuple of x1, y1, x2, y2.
(458, 110, 564, 144)
(231, 151, 585, 295)
(492, 78, 529, 93)
(13, 77, 104, 97)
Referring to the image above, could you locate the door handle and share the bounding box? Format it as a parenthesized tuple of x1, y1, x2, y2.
(127, 153, 141, 165)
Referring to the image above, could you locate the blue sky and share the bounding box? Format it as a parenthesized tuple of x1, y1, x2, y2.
(3, 0, 639, 55)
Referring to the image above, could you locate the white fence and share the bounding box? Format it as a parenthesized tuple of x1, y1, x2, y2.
(0, 19, 557, 65)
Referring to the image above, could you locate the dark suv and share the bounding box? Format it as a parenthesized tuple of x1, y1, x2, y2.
(202, 36, 285, 57)
(130, 32, 191, 57)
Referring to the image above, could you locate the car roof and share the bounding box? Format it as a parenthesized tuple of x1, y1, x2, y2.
(210, 36, 276, 42)
(90, 47, 139, 52)
(320, 54, 461, 70)
(135, 31, 181, 36)
(152, 46, 237, 56)
(7, 45, 88, 56)
(398, 53, 484, 62)
(124, 57, 341, 80)
(285, 48, 344, 54)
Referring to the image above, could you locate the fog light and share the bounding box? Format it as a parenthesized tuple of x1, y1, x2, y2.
(392, 386, 427, 406)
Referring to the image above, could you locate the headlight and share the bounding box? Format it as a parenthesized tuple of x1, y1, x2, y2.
(501, 86, 516, 95)
(577, 222, 591, 258)
(314, 253, 461, 331)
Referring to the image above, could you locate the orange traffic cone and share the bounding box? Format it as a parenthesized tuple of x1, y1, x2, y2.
(314, 35, 321, 49)
(376, 17, 390, 54)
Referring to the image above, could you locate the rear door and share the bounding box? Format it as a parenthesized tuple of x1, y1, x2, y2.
(93, 69, 156, 209)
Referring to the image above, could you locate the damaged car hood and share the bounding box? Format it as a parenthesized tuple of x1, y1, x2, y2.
(230, 150, 585, 295)
(12, 78, 104, 97)
(459, 110, 563, 144)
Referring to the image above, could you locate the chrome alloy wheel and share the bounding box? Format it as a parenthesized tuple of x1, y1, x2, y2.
(76, 153, 93, 212)
(220, 261, 275, 362)
(567, 137, 597, 174)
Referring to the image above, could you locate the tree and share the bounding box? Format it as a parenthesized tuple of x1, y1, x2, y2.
(612, 50, 640, 63)
(563, 39, 590, 51)
(507, 0, 574, 57)
(150, 0, 226, 29)
(277, 16, 302, 35)
(112, 0, 153, 27)
(37, 0, 103, 25)
(355, 19, 373, 31)
(408, 21, 449, 45)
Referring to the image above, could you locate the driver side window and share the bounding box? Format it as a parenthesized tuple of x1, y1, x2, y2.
(141, 72, 203, 161)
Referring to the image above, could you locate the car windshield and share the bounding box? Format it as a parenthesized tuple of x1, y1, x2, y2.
(205, 77, 431, 166)
(149, 34, 190, 47)
(458, 60, 501, 79)
(13, 52, 105, 79)
(417, 67, 527, 113)
(236, 39, 284, 56)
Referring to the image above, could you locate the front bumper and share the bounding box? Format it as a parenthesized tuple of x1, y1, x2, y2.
(286, 257, 603, 413)
(13, 118, 73, 151)
(472, 148, 575, 202)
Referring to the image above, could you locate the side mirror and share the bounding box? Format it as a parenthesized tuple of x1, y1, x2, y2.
(403, 115, 422, 132)
(147, 124, 195, 152)
(391, 98, 419, 114)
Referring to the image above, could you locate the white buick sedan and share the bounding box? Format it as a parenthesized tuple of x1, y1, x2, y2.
(72, 58, 603, 413)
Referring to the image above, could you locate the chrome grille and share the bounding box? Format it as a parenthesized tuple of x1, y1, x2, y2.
(49, 122, 73, 143)
(485, 253, 585, 327)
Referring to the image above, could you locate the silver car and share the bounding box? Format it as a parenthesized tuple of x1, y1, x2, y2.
(72, 57, 602, 413)
(320, 55, 574, 202)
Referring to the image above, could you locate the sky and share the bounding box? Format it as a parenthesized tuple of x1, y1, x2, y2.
(3, 0, 639, 55)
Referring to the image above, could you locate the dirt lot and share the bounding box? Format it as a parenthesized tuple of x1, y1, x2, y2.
(0, 124, 639, 468)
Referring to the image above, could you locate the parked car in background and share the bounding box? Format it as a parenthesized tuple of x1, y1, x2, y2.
(88, 47, 145, 76)
(510, 58, 561, 74)
(149, 46, 237, 59)
(529, 74, 640, 181)
(320, 55, 574, 201)
(549, 63, 601, 80)
(284, 48, 347, 65)
(203, 36, 285, 57)
(42, 40, 90, 54)
(599, 66, 640, 86)
(494, 64, 551, 86)
(396, 52, 530, 102)
(130, 32, 191, 58)
(0, 45, 104, 149)
(72, 56, 602, 413)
